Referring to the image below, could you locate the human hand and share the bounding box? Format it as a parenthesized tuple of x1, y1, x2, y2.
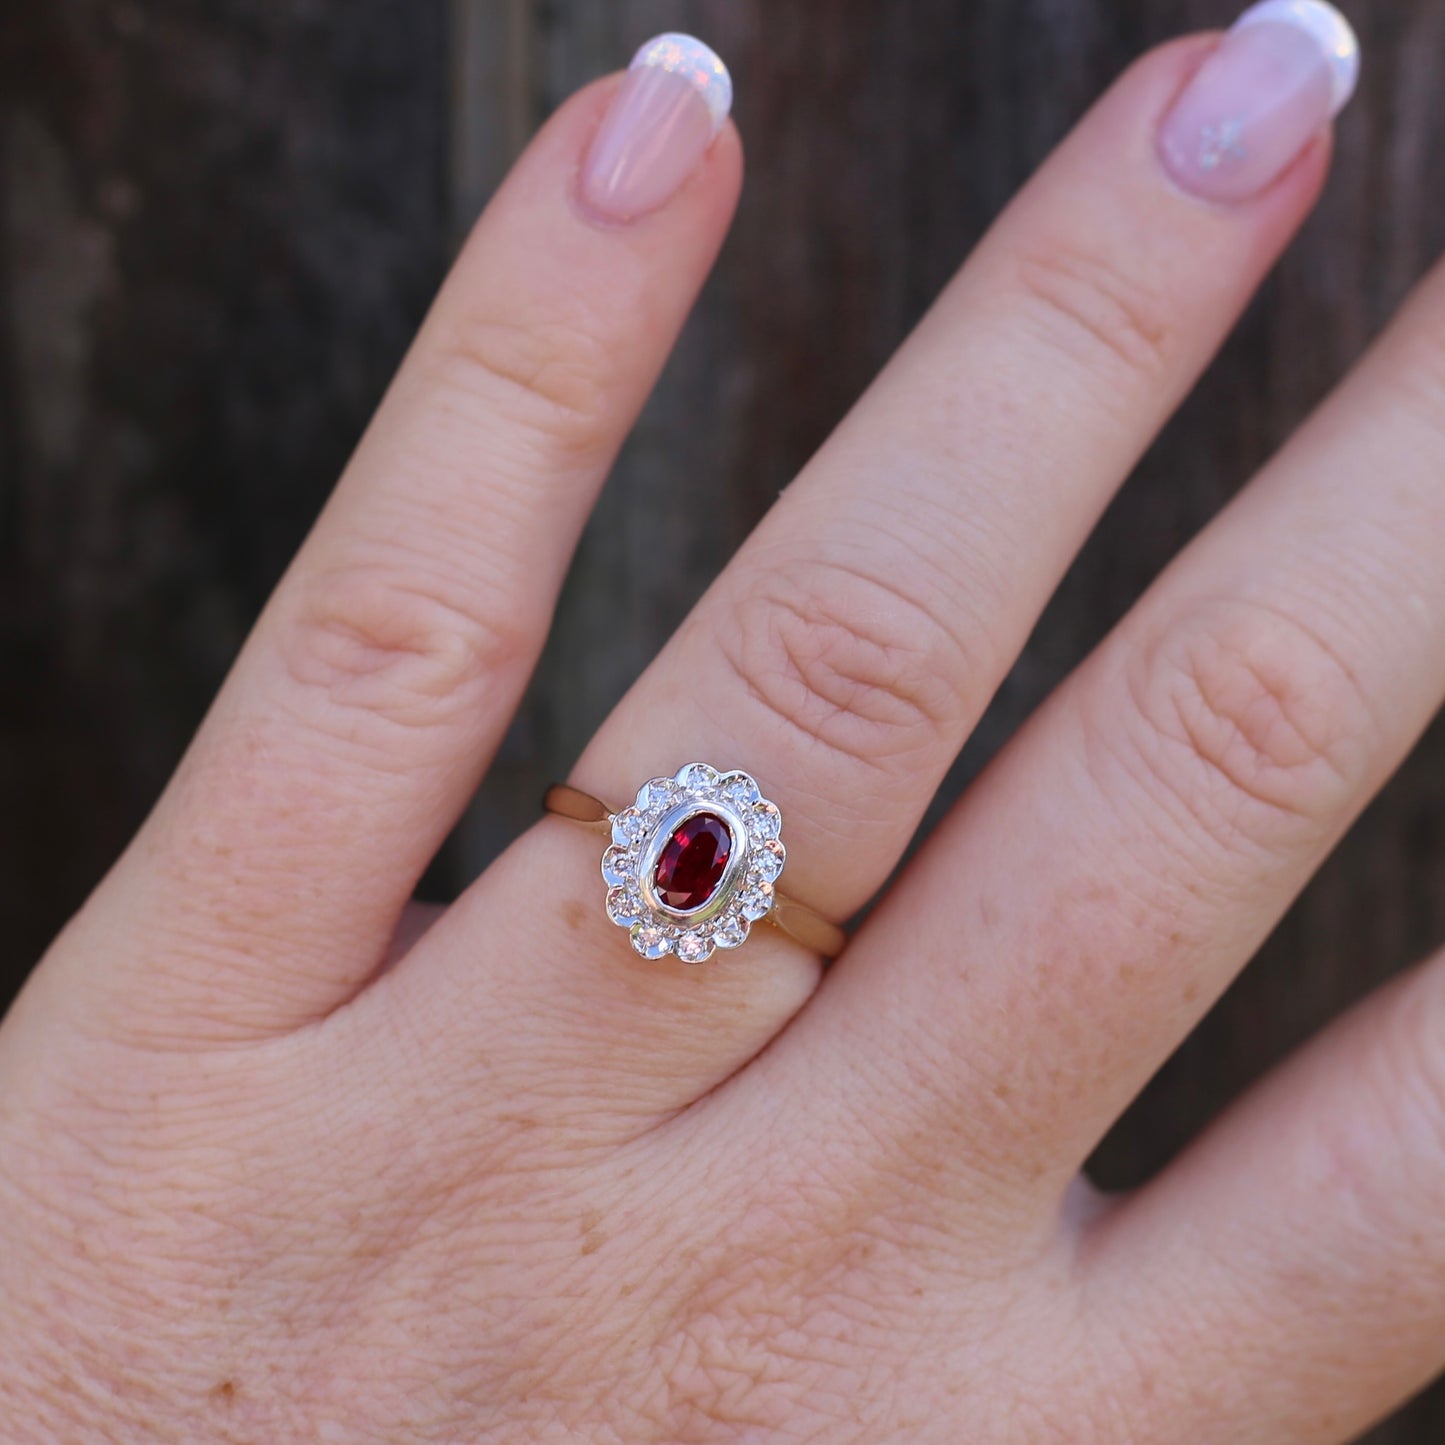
(4, 8, 1443, 1441)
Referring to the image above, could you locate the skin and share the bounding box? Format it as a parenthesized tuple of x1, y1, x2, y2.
(2, 33, 1443, 1444)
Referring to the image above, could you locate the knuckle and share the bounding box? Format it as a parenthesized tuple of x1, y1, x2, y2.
(1091, 1295, 1231, 1445)
(1255, 971, 1445, 1332)
(426, 295, 615, 460)
(637, 1301, 792, 1441)
(716, 556, 981, 779)
(629, 1222, 910, 1444)
(279, 558, 531, 734)
(1113, 598, 1377, 854)
(1011, 241, 1175, 385)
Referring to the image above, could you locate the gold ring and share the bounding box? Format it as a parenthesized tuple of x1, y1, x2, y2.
(543, 763, 846, 964)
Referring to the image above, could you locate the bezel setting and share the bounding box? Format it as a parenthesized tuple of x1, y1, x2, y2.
(600, 763, 786, 964)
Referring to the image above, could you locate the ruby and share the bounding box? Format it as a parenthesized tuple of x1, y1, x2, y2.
(654, 812, 733, 913)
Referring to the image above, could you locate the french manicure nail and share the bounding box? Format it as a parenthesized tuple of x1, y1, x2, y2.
(1159, 0, 1360, 203)
(580, 33, 733, 222)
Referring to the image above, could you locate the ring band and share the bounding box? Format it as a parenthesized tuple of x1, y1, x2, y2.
(543, 764, 847, 963)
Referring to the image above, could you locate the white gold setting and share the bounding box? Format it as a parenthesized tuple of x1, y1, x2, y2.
(600, 763, 787, 964)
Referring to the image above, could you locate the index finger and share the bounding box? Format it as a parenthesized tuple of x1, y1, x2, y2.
(59, 39, 743, 1040)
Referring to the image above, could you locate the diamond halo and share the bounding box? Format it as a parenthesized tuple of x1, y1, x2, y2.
(600, 763, 787, 964)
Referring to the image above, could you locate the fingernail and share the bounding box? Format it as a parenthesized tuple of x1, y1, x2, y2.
(1159, 0, 1360, 202)
(580, 33, 733, 222)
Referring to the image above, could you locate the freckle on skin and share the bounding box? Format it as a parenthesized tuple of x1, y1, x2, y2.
(563, 899, 589, 933)
(581, 1208, 605, 1256)
(210, 1381, 237, 1406)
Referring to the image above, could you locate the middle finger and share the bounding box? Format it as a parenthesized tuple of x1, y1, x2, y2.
(572, 31, 1330, 927)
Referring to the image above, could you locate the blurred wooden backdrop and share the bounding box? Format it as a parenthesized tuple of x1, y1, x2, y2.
(2, 1, 1443, 1435)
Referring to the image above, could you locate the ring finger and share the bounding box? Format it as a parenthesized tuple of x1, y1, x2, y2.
(53, 42, 744, 1043)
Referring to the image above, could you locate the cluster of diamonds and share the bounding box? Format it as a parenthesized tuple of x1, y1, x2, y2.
(601, 763, 786, 965)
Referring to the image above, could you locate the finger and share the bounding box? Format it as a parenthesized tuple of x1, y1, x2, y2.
(387, 21, 1339, 1119)
(577, 26, 1334, 926)
(63, 38, 743, 1039)
(1087, 948, 1445, 1442)
(785, 33, 1445, 1210)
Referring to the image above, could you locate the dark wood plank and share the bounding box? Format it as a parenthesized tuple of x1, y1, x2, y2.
(0, 0, 450, 976)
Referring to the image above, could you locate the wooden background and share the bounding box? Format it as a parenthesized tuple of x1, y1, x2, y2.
(3, 0, 1443, 1436)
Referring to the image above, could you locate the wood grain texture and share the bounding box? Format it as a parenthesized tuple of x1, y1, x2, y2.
(0, 0, 450, 971)
(3, 0, 1443, 1436)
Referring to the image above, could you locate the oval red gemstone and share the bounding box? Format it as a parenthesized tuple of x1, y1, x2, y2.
(654, 812, 733, 912)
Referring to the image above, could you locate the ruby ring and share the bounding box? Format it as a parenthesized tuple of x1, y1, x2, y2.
(543, 763, 847, 963)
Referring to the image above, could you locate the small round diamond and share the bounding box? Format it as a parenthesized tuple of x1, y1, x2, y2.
(631, 923, 672, 959)
(636, 779, 678, 817)
(739, 882, 774, 922)
(607, 887, 645, 926)
(612, 808, 646, 846)
(719, 771, 761, 809)
(676, 931, 714, 964)
(601, 847, 635, 886)
(676, 762, 719, 790)
(749, 801, 782, 841)
(714, 915, 750, 950)
(752, 839, 786, 884)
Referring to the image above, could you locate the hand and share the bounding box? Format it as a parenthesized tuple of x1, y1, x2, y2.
(4, 10, 1442, 1442)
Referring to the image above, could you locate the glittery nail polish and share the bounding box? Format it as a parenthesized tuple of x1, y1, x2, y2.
(1159, 0, 1360, 203)
(580, 33, 733, 222)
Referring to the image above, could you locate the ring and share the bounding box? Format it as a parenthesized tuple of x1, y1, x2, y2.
(543, 763, 847, 964)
